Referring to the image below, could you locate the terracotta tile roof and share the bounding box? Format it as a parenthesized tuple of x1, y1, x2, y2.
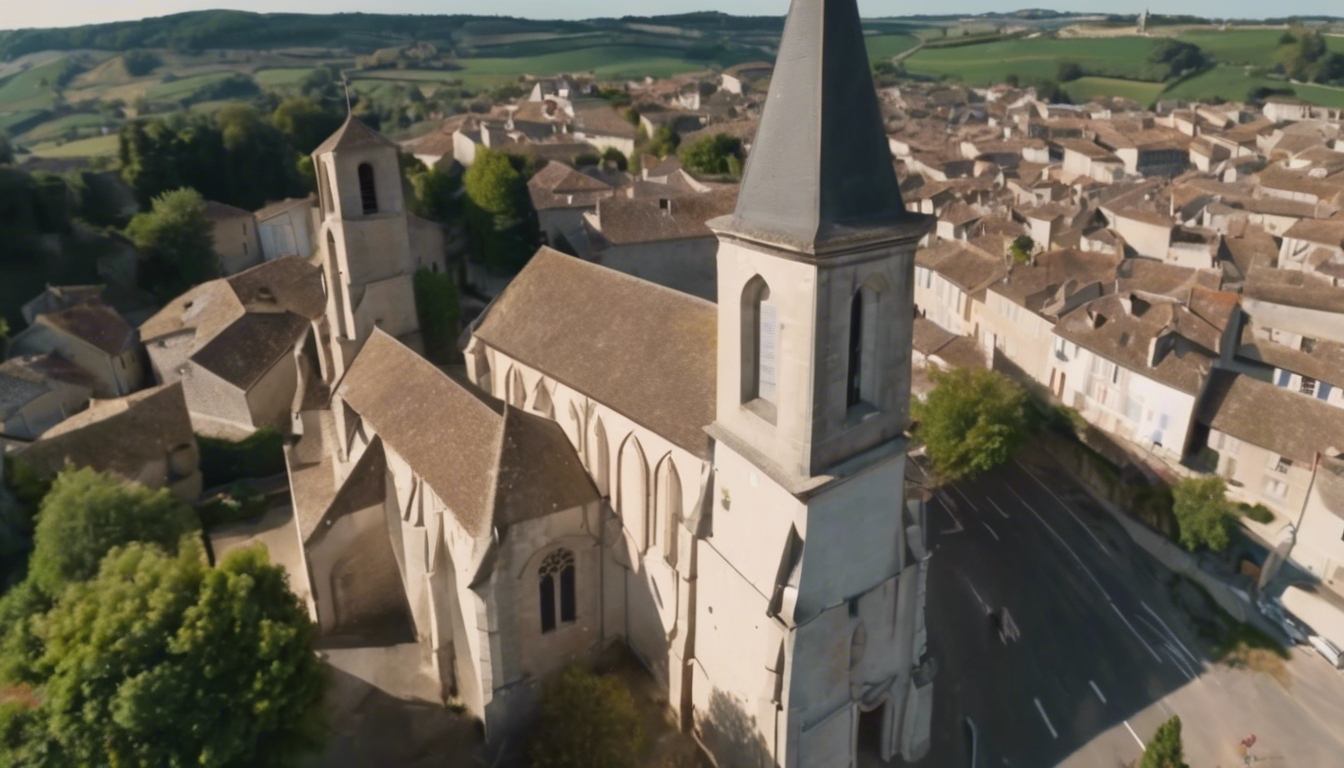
(1283, 217, 1344, 247)
(1200, 371, 1344, 464)
(1056, 294, 1216, 395)
(915, 239, 1007, 294)
(35, 300, 137, 356)
(475, 248, 716, 458)
(1244, 268, 1344, 314)
(313, 115, 398, 155)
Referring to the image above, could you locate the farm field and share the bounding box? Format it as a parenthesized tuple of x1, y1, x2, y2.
(0, 57, 75, 112)
(903, 36, 1160, 85)
(144, 71, 235, 101)
(1064, 76, 1167, 105)
(18, 112, 116, 142)
(447, 44, 753, 85)
(1176, 28, 1344, 66)
(1160, 65, 1344, 108)
(866, 34, 921, 61)
(254, 68, 315, 88)
(26, 133, 120, 158)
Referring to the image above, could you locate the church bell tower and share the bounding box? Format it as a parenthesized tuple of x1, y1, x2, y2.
(692, 1, 936, 766)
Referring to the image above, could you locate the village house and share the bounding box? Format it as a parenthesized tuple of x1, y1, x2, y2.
(913, 239, 1007, 337)
(7, 298, 145, 398)
(16, 382, 201, 502)
(254, 196, 317, 262)
(527, 160, 617, 255)
(0, 355, 93, 440)
(1236, 269, 1344, 409)
(139, 257, 326, 439)
(203, 200, 263, 275)
(1288, 456, 1344, 597)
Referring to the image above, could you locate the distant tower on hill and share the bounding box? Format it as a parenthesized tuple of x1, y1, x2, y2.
(1138, 7, 1149, 34)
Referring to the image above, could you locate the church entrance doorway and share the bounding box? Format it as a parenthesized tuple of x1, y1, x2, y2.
(855, 700, 889, 764)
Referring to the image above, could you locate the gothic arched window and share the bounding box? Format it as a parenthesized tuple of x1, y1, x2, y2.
(741, 276, 777, 420)
(847, 290, 865, 408)
(358, 163, 378, 215)
(539, 549, 576, 633)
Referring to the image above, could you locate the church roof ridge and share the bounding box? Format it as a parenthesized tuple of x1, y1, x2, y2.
(713, 0, 931, 255)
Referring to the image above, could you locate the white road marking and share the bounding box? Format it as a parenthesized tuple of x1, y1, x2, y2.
(933, 492, 964, 534)
(1142, 601, 1201, 669)
(1163, 645, 1196, 681)
(1158, 699, 1175, 717)
(1013, 458, 1118, 561)
(983, 521, 1001, 541)
(1124, 720, 1146, 749)
(1034, 698, 1058, 739)
(965, 579, 988, 612)
(1089, 680, 1107, 704)
(988, 498, 1011, 519)
(1006, 485, 1163, 663)
(950, 482, 981, 512)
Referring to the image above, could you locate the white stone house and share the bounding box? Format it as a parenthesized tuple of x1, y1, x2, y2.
(1289, 456, 1344, 597)
(1051, 294, 1219, 464)
(255, 196, 317, 262)
(913, 239, 1006, 337)
(7, 299, 145, 398)
(203, 200, 263, 275)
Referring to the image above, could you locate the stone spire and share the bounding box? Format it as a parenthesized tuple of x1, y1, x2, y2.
(712, 0, 924, 255)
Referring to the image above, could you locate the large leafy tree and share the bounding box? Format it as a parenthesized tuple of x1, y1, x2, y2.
(913, 367, 1030, 481)
(1, 541, 324, 768)
(126, 186, 221, 300)
(530, 666, 642, 768)
(463, 148, 540, 274)
(678, 133, 743, 177)
(1141, 716, 1188, 768)
(1172, 476, 1233, 553)
(28, 468, 199, 596)
(271, 97, 342, 156)
(414, 268, 461, 365)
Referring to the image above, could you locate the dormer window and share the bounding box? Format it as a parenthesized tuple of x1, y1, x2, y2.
(358, 163, 378, 214)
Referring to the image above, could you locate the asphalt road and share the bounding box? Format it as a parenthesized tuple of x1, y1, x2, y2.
(897, 451, 1344, 768)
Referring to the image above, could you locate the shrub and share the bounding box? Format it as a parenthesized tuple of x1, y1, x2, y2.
(914, 367, 1031, 481)
(1141, 715, 1188, 768)
(530, 666, 642, 768)
(197, 428, 286, 489)
(1238, 503, 1275, 524)
(1172, 476, 1233, 553)
(414, 268, 461, 365)
(197, 480, 269, 529)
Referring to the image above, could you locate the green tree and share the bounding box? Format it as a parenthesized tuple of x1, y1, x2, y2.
(1010, 234, 1035, 264)
(463, 147, 540, 274)
(645, 125, 680, 159)
(121, 50, 161, 77)
(1, 540, 323, 768)
(1057, 60, 1084, 82)
(1141, 715, 1188, 768)
(1172, 476, 1233, 553)
(913, 367, 1031, 481)
(410, 166, 463, 223)
(272, 97, 342, 155)
(414, 268, 461, 364)
(601, 147, 629, 172)
(126, 186, 221, 300)
(0, 132, 13, 165)
(679, 133, 743, 176)
(27, 468, 199, 596)
(530, 666, 642, 768)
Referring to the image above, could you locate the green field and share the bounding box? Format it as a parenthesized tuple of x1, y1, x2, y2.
(904, 37, 1159, 85)
(0, 57, 73, 112)
(1064, 76, 1167, 105)
(254, 67, 315, 88)
(27, 133, 119, 158)
(0, 108, 46, 133)
(145, 71, 236, 101)
(1176, 28, 1344, 67)
(446, 44, 754, 88)
(866, 34, 921, 61)
(1161, 65, 1344, 108)
(17, 112, 116, 143)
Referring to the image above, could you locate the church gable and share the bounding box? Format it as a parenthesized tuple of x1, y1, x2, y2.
(474, 247, 718, 458)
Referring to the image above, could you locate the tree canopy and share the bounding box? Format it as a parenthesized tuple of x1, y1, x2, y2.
(0, 541, 323, 768)
(414, 268, 461, 365)
(1172, 476, 1233, 553)
(1141, 715, 1188, 768)
(913, 367, 1031, 481)
(272, 96, 343, 156)
(529, 666, 642, 768)
(463, 148, 540, 275)
(678, 133, 743, 177)
(125, 187, 221, 301)
(28, 468, 199, 596)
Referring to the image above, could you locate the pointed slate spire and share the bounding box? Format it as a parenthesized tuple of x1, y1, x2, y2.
(712, 0, 928, 254)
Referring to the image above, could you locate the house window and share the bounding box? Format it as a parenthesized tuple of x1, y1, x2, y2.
(1301, 377, 1318, 397)
(1302, 337, 1318, 353)
(1274, 457, 1293, 474)
(1264, 479, 1289, 500)
(358, 163, 378, 215)
(538, 548, 576, 634)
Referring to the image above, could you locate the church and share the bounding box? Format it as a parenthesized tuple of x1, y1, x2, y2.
(284, 1, 937, 765)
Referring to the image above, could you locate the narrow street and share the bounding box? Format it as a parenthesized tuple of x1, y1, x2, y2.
(905, 452, 1344, 767)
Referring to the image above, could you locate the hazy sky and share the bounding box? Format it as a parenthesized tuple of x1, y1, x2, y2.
(4, 1, 1341, 32)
